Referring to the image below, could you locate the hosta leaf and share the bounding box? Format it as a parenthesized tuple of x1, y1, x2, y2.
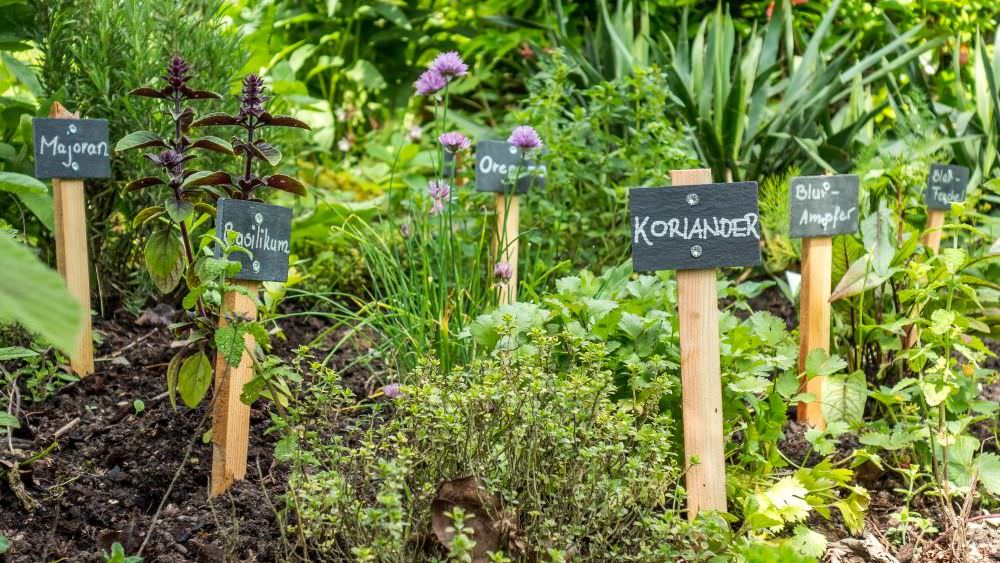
(144, 227, 183, 293)
(264, 174, 306, 196)
(0, 171, 46, 195)
(190, 136, 234, 155)
(215, 324, 247, 368)
(115, 131, 166, 152)
(177, 351, 212, 408)
(126, 176, 165, 192)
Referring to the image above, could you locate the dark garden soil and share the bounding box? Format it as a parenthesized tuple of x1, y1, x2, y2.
(0, 307, 363, 563)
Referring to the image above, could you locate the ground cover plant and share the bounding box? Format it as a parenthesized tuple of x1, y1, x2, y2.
(0, 0, 999, 562)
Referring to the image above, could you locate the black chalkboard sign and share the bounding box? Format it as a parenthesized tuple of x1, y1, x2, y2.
(32, 118, 110, 179)
(216, 199, 292, 282)
(924, 164, 969, 209)
(630, 182, 761, 271)
(788, 174, 859, 238)
(474, 140, 545, 193)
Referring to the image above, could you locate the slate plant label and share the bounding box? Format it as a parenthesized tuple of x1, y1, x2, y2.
(474, 140, 546, 193)
(630, 182, 762, 271)
(788, 174, 860, 238)
(924, 164, 970, 209)
(32, 118, 111, 179)
(216, 198, 292, 282)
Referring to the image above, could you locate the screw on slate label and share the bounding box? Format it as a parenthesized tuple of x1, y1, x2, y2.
(686, 193, 699, 206)
(252, 260, 261, 273)
(67, 124, 77, 134)
(254, 212, 263, 224)
(71, 162, 79, 171)
(508, 145, 517, 155)
(690, 245, 703, 258)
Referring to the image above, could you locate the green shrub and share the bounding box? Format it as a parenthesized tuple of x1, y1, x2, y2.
(286, 330, 733, 561)
(34, 0, 243, 309)
(465, 263, 799, 473)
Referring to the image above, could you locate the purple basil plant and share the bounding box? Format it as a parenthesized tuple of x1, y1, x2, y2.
(190, 73, 311, 201)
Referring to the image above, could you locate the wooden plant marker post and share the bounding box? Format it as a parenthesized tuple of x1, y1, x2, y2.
(905, 164, 970, 348)
(211, 199, 293, 496)
(630, 169, 762, 518)
(474, 140, 545, 305)
(788, 174, 859, 428)
(32, 104, 110, 377)
(495, 193, 520, 304)
(211, 280, 258, 496)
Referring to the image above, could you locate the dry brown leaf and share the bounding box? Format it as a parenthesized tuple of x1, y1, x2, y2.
(431, 475, 504, 562)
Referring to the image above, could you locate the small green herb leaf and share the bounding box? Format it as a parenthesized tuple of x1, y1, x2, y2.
(177, 351, 212, 409)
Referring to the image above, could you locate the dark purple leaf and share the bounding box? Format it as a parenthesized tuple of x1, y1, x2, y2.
(126, 177, 166, 191)
(181, 171, 233, 188)
(180, 86, 222, 100)
(129, 86, 170, 99)
(264, 174, 307, 196)
(259, 112, 310, 130)
(190, 136, 234, 155)
(191, 112, 241, 127)
(178, 107, 195, 133)
(252, 141, 282, 166)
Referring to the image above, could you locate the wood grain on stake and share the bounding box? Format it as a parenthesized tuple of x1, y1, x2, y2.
(797, 236, 831, 428)
(49, 102, 94, 376)
(671, 168, 727, 518)
(922, 210, 946, 254)
(495, 194, 519, 304)
(211, 280, 258, 496)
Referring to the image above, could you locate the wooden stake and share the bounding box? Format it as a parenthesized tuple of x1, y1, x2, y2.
(797, 236, 832, 428)
(211, 280, 258, 496)
(495, 193, 519, 304)
(50, 102, 94, 377)
(671, 168, 727, 519)
(922, 209, 946, 254)
(904, 210, 947, 348)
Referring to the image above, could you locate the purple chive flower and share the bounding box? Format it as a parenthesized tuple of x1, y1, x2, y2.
(381, 383, 403, 399)
(414, 69, 447, 96)
(508, 126, 542, 152)
(438, 131, 471, 153)
(407, 126, 423, 143)
(400, 222, 411, 239)
(429, 51, 469, 79)
(494, 261, 514, 283)
(428, 180, 450, 216)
